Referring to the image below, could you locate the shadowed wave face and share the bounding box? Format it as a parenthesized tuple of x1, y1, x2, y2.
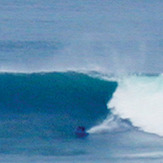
(0, 72, 117, 138)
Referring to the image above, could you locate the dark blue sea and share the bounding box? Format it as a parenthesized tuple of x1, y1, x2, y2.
(0, 0, 163, 162)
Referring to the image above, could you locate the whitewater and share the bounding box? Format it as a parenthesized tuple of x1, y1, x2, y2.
(89, 74, 163, 137)
(0, 0, 163, 162)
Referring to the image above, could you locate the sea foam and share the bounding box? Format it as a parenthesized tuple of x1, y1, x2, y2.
(109, 74, 163, 136)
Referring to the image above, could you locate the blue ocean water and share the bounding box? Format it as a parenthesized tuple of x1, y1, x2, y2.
(0, 72, 162, 163)
(0, 0, 163, 162)
(0, 72, 116, 138)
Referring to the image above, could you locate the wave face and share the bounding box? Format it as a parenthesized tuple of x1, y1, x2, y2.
(0, 72, 117, 138)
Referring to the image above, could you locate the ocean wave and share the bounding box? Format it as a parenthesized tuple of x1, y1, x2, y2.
(0, 71, 117, 138)
(0, 71, 162, 138)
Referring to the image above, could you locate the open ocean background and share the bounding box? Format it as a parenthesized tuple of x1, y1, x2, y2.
(0, 0, 163, 162)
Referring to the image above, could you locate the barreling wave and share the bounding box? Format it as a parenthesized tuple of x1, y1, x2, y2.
(0, 71, 117, 138)
(0, 71, 162, 138)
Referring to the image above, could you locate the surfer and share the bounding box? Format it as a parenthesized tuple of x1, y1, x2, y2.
(78, 126, 85, 131)
(75, 126, 89, 138)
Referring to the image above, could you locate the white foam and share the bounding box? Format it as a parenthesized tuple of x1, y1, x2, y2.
(109, 75, 163, 136)
(120, 151, 163, 159)
(88, 115, 131, 134)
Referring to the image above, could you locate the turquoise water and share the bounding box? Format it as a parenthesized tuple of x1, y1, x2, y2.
(0, 72, 162, 163)
(0, 0, 163, 162)
(0, 72, 116, 139)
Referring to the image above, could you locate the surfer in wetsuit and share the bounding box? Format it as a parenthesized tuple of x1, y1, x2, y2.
(81, 126, 85, 131)
(77, 126, 85, 131)
(75, 126, 88, 137)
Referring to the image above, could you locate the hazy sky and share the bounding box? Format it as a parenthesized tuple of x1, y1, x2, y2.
(0, 0, 163, 73)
